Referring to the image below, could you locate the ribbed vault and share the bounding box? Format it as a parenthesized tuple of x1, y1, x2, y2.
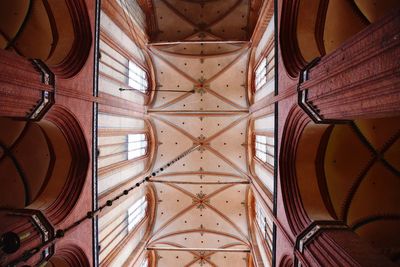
(146, 1, 258, 265)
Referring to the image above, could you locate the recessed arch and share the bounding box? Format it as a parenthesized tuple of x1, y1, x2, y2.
(281, 105, 400, 262)
(279, 255, 293, 267)
(44, 244, 90, 267)
(0, 0, 92, 78)
(279, 0, 400, 77)
(0, 105, 89, 225)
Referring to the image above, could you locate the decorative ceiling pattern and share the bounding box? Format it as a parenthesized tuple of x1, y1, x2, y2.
(147, 1, 253, 264)
(147, 0, 264, 266)
(150, 0, 251, 42)
(147, 46, 251, 265)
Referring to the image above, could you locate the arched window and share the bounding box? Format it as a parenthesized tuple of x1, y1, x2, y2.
(127, 195, 148, 232)
(254, 45, 274, 93)
(140, 257, 149, 267)
(250, 111, 275, 195)
(255, 134, 274, 167)
(127, 133, 148, 160)
(255, 202, 273, 252)
(128, 60, 148, 93)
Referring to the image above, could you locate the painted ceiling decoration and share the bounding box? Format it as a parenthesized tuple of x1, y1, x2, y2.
(145, 0, 259, 265)
(149, 0, 253, 43)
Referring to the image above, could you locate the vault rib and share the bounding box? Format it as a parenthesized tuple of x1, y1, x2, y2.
(149, 228, 248, 246)
(151, 115, 198, 142)
(206, 45, 249, 83)
(154, 171, 243, 179)
(148, 241, 217, 267)
(204, 145, 250, 179)
(204, 87, 248, 110)
(204, 113, 249, 142)
(150, 48, 198, 83)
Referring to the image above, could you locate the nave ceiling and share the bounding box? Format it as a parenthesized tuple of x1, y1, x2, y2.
(145, 0, 260, 265)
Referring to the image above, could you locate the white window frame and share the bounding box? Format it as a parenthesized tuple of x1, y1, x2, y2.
(128, 196, 147, 232)
(255, 135, 274, 166)
(255, 47, 274, 92)
(128, 60, 148, 93)
(127, 133, 147, 160)
(140, 258, 148, 267)
(255, 202, 273, 251)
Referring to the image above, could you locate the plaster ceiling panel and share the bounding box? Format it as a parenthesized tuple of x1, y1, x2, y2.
(210, 251, 249, 267)
(151, 0, 251, 42)
(152, 47, 245, 82)
(156, 250, 195, 267)
(163, 0, 240, 26)
(151, 54, 195, 109)
(152, 114, 243, 141)
(209, 119, 248, 173)
(187, 31, 224, 41)
(160, 149, 244, 176)
(209, 184, 249, 237)
(151, 118, 195, 170)
(208, 0, 250, 41)
(152, 199, 248, 243)
(157, 42, 243, 56)
(152, 114, 202, 139)
(153, 0, 195, 42)
(152, 174, 247, 183)
(153, 182, 195, 232)
(200, 114, 247, 139)
(168, 182, 229, 196)
(151, 48, 249, 111)
(163, 90, 243, 111)
(151, 232, 248, 251)
(148, 1, 255, 263)
(152, 91, 190, 110)
(193, 262, 213, 267)
(208, 51, 249, 108)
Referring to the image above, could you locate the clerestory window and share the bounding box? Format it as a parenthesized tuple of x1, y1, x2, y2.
(140, 258, 148, 267)
(127, 133, 147, 160)
(255, 47, 274, 91)
(255, 135, 274, 166)
(127, 196, 147, 232)
(128, 60, 148, 93)
(255, 202, 273, 251)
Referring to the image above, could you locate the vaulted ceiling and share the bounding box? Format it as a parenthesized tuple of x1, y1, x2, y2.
(146, 0, 258, 265)
(149, 0, 255, 43)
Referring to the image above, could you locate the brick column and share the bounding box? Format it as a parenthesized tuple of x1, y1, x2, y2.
(295, 222, 396, 267)
(0, 50, 54, 120)
(298, 9, 400, 123)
